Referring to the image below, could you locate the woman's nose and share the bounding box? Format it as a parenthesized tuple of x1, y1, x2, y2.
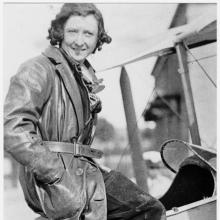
(74, 33, 84, 46)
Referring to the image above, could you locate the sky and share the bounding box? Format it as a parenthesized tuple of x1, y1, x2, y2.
(3, 3, 178, 129)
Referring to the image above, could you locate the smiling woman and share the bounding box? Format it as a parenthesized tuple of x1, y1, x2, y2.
(4, 3, 166, 220)
(62, 15, 99, 63)
(47, 3, 111, 52)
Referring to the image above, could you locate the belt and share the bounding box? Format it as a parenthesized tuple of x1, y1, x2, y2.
(42, 141, 103, 159)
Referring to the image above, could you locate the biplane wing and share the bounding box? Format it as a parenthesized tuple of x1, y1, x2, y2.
(98, 12, 216, 72)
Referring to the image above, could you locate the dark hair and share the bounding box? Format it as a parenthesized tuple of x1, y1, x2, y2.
(47, 3, 112, 52)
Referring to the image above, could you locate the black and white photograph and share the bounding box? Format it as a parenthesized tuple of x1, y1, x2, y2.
(3, 1, 217, 220)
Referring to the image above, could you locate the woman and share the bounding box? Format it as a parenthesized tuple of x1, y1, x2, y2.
(4, 3, 166, 220)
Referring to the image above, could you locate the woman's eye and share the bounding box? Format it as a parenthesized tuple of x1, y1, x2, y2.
(85, 32, 93, 37)
(67, 29, 77, 33)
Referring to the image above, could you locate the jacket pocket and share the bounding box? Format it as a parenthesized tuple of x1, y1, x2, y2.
(39, 157, 87, 220)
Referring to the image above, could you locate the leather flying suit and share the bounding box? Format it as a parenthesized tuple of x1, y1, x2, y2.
(4, 45, 166, 220)
(4, 45, 107, 220)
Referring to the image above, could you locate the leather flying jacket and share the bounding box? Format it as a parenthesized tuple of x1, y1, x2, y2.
(4, 45, 107, 220)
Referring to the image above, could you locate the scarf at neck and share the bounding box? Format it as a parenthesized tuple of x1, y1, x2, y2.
(59, 47, 105, 94)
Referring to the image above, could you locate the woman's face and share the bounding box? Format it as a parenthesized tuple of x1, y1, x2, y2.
(61, 14, 99, 63)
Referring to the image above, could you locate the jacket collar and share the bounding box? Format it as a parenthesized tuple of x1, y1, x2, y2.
(43, 45, 100, 82)
(43, 45, 64, 64)
(43, 46, 95, 72)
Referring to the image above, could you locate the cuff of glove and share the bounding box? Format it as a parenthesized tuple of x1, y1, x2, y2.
(28, 146, 65, 184)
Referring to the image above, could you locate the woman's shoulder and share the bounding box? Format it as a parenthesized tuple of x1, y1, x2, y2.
(19, 53, 54, 70)
(14, 53, 55, 85)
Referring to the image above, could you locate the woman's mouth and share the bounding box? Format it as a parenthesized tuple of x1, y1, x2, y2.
(74, 48, 86, 52)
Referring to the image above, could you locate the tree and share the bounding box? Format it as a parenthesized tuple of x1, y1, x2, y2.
(95, 118, 115, 142)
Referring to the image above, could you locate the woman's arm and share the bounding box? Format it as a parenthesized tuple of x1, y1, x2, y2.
(4, 59, 64, 184)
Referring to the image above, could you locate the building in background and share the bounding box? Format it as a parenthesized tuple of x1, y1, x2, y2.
(143, 3, 217, 151)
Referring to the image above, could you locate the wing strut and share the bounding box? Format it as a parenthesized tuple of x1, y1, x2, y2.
(175, 42, 201, 145)
(120, 66, 149, 192)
